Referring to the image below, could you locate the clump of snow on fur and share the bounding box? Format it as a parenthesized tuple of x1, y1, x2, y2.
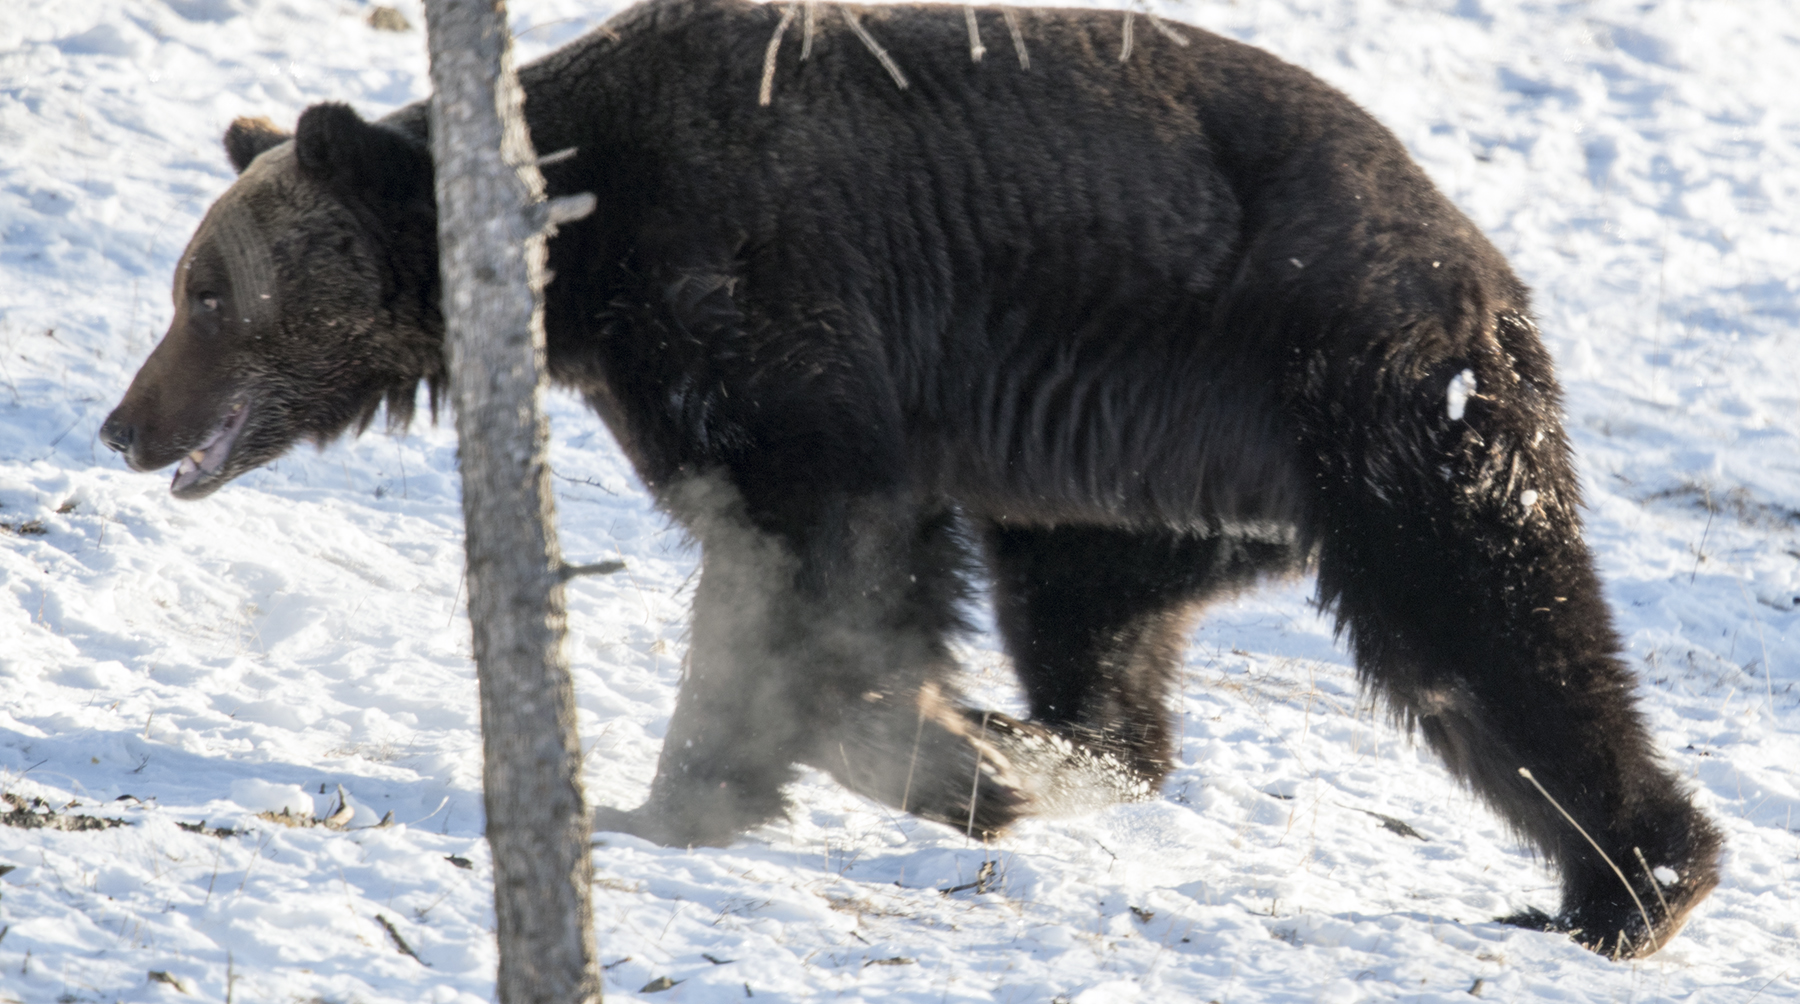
(1446, 369, 1477, 421)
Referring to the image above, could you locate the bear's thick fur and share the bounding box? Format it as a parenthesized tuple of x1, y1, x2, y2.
(100, 0, 1720, 957)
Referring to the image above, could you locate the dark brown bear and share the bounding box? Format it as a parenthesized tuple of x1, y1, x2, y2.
(99, 0, 1720, 958)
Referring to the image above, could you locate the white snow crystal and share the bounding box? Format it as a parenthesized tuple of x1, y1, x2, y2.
(1446, 369, 1477, 421)
(1520, 489, 1539, 507)
(1654, 865, 1681, 886)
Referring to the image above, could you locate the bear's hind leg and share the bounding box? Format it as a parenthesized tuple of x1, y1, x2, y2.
(794, 503, 1118, 837)
(1302, 322, 1722, 958)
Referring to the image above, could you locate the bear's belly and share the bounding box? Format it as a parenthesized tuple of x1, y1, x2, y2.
(919, 363, 1309, 536)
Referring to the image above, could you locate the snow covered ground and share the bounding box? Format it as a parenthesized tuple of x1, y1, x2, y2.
(2, 0, 1797, 999)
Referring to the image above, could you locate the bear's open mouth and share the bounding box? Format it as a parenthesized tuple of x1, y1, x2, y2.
(171, 400, 251, 497)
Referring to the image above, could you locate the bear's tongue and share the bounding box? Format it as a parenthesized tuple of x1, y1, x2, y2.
(171, 401, 250, 494)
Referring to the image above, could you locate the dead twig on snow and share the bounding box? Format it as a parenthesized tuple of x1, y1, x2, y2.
(376, 914, 429, 965)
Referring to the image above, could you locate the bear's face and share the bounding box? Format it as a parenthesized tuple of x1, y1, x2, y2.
(101, 106, 442, 499)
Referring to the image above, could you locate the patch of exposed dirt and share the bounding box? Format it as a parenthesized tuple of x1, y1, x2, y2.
(1, 792, 129, 831)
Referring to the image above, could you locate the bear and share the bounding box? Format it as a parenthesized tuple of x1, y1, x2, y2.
(98, 0, 1720, 958)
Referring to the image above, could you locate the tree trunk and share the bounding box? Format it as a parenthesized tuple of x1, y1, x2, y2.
(422, 1, 600, 1001)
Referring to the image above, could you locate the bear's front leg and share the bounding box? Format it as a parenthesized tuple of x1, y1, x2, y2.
(594, 477, 1041, 846)
(591, 478, 813, 847)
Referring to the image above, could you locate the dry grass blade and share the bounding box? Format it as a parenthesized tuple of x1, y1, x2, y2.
(1734, 577, 1776, 710)
(1002, 7, 1029, 69)
(1632, 846, 1674, 918)
(841, 7, 908, 90)
(965, 710, 992, 838)
(1147, 11, 1189, 46)
(899, 702, 926, 814)
(1517, 768, 1657, 954)
(760, 5, 798, 107)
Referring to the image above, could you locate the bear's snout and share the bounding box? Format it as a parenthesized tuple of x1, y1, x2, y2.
(98, 409, 136, 457)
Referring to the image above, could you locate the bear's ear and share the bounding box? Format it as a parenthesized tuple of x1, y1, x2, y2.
(224, 116, 292, 174)
(294, 102, 433, 207)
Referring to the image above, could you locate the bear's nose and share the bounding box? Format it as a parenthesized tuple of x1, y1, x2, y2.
(99, 411, 135, 454)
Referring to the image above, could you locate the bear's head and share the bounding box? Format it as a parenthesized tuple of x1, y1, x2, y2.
(100, 104, 443, 499)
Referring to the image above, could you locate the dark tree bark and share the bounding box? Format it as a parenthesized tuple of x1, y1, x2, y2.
(422, 1, 600, 1000)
